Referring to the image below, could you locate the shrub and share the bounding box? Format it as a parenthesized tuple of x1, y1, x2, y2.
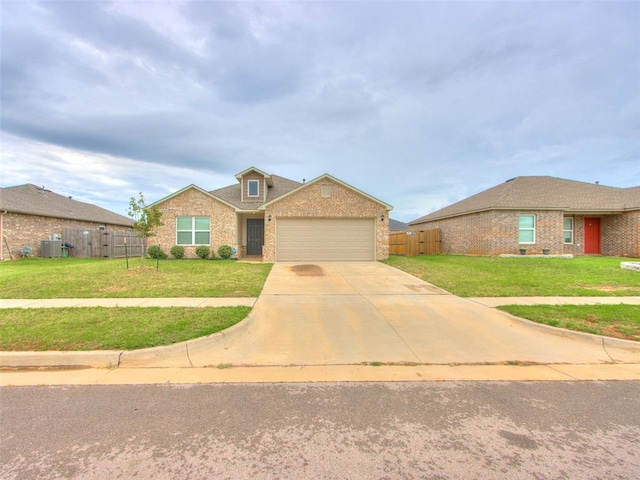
(217, 244, 233, 259)
(195, 245, 211, 259)
(170, 245, 185, 259)
(147, 244, 168, 259)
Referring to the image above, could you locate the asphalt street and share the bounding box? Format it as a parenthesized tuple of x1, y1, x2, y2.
(2, 381, 639, 479)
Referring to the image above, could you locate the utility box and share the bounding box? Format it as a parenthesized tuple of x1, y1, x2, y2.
(41, 240, 63, 258)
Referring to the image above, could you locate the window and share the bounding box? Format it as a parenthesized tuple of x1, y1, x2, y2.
(518, 215, 535, 244)
(248, 180, 259, 197)
(563, 217, 574, 244)
(177, 216, 210, 245)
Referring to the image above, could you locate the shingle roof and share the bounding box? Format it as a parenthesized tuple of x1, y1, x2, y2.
(389, 219, 408, 231)
(210, 174, 302, 210)
(0, 184, 133, 226)
(410, 176, 640, 224)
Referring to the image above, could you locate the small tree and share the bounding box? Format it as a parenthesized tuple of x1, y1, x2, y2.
(128, 192, 164, 264)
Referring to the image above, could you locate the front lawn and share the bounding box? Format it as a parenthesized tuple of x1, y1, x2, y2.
(384, 255, 640, 341)
(0, 258, 272, 298)
(0, 306, 251, 351)
(383, 255, 640, 297)
(499, 304, 640, 342)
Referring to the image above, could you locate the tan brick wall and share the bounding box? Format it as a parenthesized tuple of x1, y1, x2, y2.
(411, 210, 639, 257)
(152, 188, 237, 259)
(263, 178, 389, 262)
(412, 210, 566, 255)
(601, 211, 639, 257)
(0, 212, 131, 260)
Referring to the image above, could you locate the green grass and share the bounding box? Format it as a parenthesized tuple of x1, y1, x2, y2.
(0, 306, 251, 351)
(0, 257, 272, 298)
(382, 255, 640, 297)
(498, 304, 640, 342)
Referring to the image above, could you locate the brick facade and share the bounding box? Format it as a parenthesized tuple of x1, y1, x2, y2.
(150, 187, 237, 259)
(601, 211, 639, 257)
(0, 212, 131, 260)
(263, 178, 389, 262)
(411, 210, 639, 257)
(152, 176, 390, 262)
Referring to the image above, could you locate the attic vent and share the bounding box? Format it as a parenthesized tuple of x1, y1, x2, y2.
(321, 185, 331, 198)
(505, 177, 517, 183)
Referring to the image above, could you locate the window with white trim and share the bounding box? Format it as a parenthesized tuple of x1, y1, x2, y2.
(518, 215, 535, 244)
(176, 216, 210, 245)
(247, 180, 259, 197)
(563, 217, 574, 244)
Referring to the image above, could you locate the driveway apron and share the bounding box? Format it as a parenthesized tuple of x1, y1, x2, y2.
(124, 262, 640, 367)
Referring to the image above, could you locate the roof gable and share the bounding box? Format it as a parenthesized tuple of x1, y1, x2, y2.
(151, 184, 237, 210)
(261, 173, 393, 210)
(235, 166, 273, 187)
(211, 174, 302, 210)
(409, 176, 639, 224)
(0, 184, 133, 226)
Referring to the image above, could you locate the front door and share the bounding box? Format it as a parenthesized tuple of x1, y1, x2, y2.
(247, 219, 264, 256)
(584, 217, 601, 254)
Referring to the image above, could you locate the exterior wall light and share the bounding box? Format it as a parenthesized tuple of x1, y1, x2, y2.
(380, 214, 385, 222)
(267, 214, 272, 221)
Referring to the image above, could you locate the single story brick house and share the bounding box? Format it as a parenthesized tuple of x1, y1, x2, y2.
(0, 184, 134, 260)
(150, 167, 392, 262)
(409, 176, 639, 257)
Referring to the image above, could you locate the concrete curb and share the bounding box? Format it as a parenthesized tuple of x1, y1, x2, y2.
(2, 295, 638, 369)
(3, 364, 640, 386)
(118, 301, 263, 368)
(0, 301, 262, 369)
(501, 312, 640, 359)
(0, 350, 123, 368)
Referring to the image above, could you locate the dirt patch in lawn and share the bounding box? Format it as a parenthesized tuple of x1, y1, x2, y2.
(578, 285, 638, 293)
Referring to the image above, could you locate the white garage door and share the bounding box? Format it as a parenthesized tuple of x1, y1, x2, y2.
(276, 218, 375, 261)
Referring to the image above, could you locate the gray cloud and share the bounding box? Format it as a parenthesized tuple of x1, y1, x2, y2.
(1, 1, 638, 220)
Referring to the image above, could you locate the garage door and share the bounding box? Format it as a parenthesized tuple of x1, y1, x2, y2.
(276, 218, 375, 261)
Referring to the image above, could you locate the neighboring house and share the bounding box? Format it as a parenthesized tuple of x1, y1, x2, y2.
(0, 184, 134, 260)
(409, 176, 639, 257)
(150, 167, 392, 262)
(389, 219, 409, 232)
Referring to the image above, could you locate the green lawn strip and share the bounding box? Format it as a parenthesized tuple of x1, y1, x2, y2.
(383, 255, 640, 297)
(498, 304, 640, 341)
(0, 306, 251, 351)
(0, 258, 272, 298)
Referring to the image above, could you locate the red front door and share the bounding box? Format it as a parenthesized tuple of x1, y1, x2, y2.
(584, 217, 601, 254)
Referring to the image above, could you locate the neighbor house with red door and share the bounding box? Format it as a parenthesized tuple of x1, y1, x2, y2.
(149, 167, 392, 262)
(409, 176, 639, 257)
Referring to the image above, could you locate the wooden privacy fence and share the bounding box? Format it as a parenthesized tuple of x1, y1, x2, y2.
(389, 229, 441, 256)
(61, 228, 145, 258)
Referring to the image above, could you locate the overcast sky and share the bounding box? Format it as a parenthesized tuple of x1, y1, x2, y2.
(1, 1, 638, 222)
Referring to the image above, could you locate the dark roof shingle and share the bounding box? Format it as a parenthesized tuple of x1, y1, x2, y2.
(410, 176, 640, 224)
(210, 174, 302, 209)
(0, 184, 133, 226)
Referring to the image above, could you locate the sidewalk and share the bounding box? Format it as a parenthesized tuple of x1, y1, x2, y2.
(0, 298, 257, 308)
(469, 296, 640, 307)
(2, 296, 638, 309)
(1, 295, 639, 385)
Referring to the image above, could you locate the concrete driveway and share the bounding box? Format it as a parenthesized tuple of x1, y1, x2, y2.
(121, 262, 640, 367)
